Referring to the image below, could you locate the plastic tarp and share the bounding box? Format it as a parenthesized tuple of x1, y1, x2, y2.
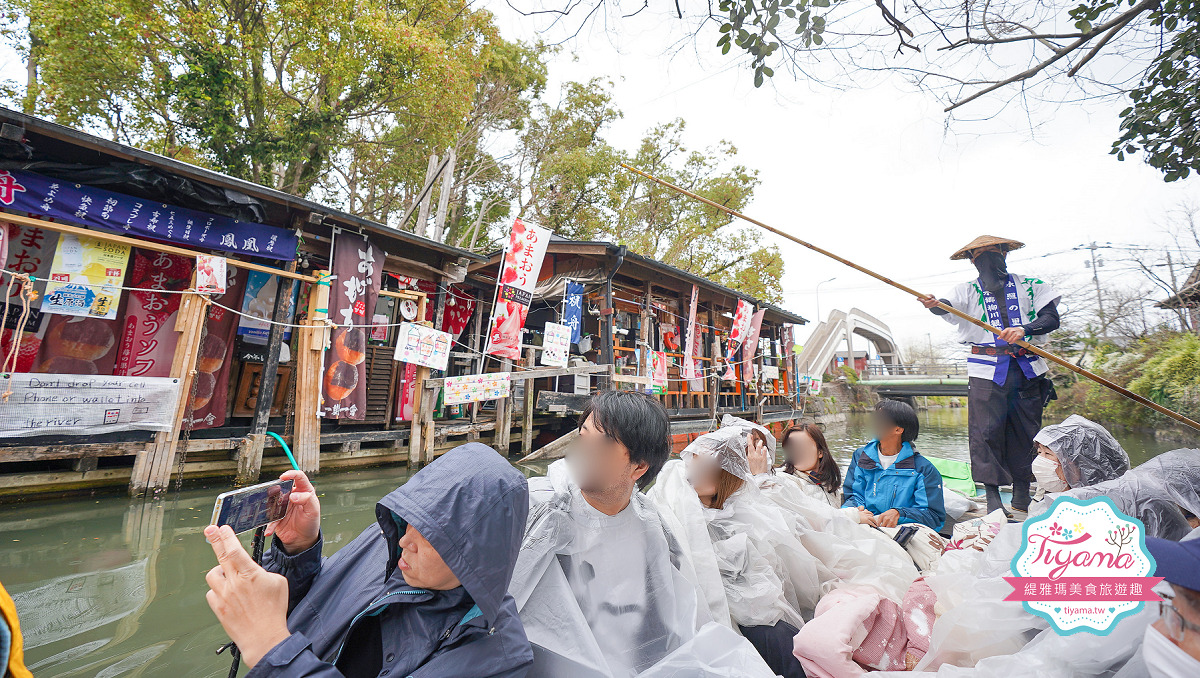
(927, 457, 976, 497)
(512, 460, 778, 678)
(0, 161, 269, 222)
(1033, 415, 1131, 488)
(650, 459, 817, 629)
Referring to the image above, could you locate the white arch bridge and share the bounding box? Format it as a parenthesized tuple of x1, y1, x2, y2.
(795, 308, 968, 397)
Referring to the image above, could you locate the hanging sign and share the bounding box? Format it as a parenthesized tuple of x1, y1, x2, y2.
(321, 231, 382, 420)
(485, 218, 550, 359)
(682, 284, 699, 381)
(808, 376, 822, 396)
(761, 365, 780, 380)
(728, 299, 754, 346)
(0, 170, 298, 260)
(196, 255, 227, 294)
(0, 373, 182, 437)
(114, 250, 193, 377)
(563, 280, 584, 343)
(237, 270, 298, 344)
(651, 350, 668, 394)
(42, 234, 130, 320)
(443, 372, 512, 406)
(394, 322, 452, 371)
(541, 322, 571, 368)
(740, 309, 766, 381)
(185, 264, 246, 430)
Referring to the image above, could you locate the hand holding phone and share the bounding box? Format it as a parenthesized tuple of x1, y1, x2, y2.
(265, 470, 322, 554)
(211, 479, 295, 536)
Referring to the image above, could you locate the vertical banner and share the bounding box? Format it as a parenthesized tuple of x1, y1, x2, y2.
(563, 280, 584, 343)
(728, 299, 754, 347)
(484, 218, 550, 360)
(651, 351, 668, 394)
(740, 309, 766, 382)
(187, 264, 247, 429)
(114, 250, 194, 377)
(322, 232, 382, 420)
(682, 284, 699, 380)
(2, 220, 57, 372)
(42, 233, 130, 320)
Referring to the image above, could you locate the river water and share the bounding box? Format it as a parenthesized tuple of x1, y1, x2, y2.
(0, 409, 1185, 677)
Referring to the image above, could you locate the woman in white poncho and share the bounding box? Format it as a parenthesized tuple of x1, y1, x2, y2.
(649, 419, 819, 678)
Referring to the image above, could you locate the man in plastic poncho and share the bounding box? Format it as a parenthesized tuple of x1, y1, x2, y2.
(510, 390, 778, 678)
(920, 235, 1060, 516)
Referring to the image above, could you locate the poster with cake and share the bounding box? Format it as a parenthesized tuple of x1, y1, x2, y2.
(186, 264, 247, 429)
(42, 233, 130, 320)
(321, 232, 382, 420)
(393, 322, 452, 371)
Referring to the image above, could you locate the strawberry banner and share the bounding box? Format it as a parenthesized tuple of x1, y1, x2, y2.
(484, 218, 550, 360)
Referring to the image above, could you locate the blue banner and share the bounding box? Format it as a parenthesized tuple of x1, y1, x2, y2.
(0, 169, 298, 260)
(563, 280, 584, 343)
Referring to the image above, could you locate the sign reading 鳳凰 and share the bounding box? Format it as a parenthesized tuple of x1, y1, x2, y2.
(0, 373, 181, 437)
(1006, 496, 1161, 635)
(0, 170, 298, 260)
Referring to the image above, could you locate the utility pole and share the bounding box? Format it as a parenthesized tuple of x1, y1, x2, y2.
(1087, 242, 1106, 334)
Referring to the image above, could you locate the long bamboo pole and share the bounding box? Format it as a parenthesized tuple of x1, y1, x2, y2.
(619, 163, 1200, 433)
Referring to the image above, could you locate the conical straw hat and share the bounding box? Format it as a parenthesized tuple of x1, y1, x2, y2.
(951, 235, 1025, 261)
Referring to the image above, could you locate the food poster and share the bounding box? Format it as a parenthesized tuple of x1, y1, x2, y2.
(1, 220, 58, 372)
(186, 264, 247, 429)
(651, 350, 668, 394)
(113, 250, 194, 377)
(237, 270, 297, 345)
(321, 232, 382, 420)
(393, 322, 452, 371)
(196, 254, 227, 294)
(42, 233, 130, 320)
(541, 321, 571, 368)
(484, 218, 550, 359)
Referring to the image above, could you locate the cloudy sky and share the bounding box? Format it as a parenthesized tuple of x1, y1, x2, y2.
(484, 2, 1200, 356)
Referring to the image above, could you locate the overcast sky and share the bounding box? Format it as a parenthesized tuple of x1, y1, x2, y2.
(2, 7, 1195, 358)
(484, 2, 1200, 356)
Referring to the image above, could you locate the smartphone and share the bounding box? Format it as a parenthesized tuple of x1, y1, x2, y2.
(211, 479, 294, 534)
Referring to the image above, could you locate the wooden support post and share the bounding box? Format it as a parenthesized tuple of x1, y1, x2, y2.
(239, 263, 299, 485)
(129, 286, 208, 496)
(420, 383, 438, 462)
(468, 298, 484, 423)
(408, 365, 432, 465)
(521, 347, 535, 458)
(293, 269, 330, 474)
(494, 358, 513, 455)
(237, 434, 267, 483)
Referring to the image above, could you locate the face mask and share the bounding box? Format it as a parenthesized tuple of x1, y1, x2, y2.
(1144, 624, 1200, 678)
(1032, 455, 1069, 493)
(972, 250, 1009, 291)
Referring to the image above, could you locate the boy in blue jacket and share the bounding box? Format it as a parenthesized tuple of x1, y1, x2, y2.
(843, 399, 946, 532)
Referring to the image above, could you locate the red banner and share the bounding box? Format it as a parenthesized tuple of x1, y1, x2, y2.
(741, 309, 766, 380)
(114, 250, 194, 377)
(186, 264, 247, 429)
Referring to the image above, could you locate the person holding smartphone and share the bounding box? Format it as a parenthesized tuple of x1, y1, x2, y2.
(201, 443, 533, 677)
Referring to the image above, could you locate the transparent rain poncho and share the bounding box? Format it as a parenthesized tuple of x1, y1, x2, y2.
(1033, 415, 1131, 488)
(1064, 474, 1193, 541)
(510, 459, 778, 678)
(650, 456, 820, 630)
(679, 415, 775, 483)
(1124, 448, 1200, 521)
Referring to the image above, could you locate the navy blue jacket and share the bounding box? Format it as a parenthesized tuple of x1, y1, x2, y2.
(841, 441, 947, 532)
(249, 443, 533, 678)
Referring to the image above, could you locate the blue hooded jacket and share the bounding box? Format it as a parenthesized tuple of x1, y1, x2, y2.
(250, 443, 533, 678)
(841, 441, 946, 532)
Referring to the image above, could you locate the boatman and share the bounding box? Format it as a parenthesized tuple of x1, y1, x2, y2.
(919, 235, 1060, 516)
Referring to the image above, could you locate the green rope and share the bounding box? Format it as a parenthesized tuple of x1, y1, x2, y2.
(266, 431, 301, 471)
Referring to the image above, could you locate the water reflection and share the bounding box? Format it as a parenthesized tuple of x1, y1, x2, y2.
(0, 409, 1185, 676)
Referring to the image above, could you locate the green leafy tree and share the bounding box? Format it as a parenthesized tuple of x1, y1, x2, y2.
(6, 0, 511, 197)
(514, 80, 785, 301)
